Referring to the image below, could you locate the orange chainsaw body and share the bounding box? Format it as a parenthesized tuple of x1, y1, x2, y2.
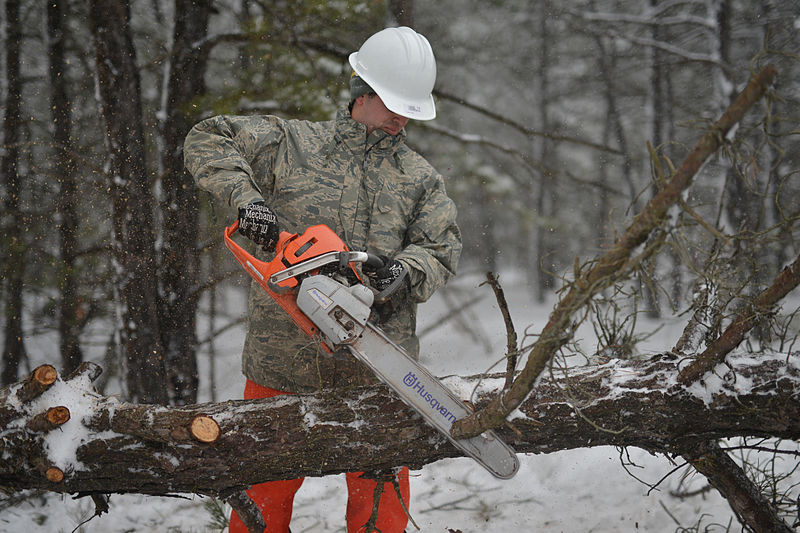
(224, 221, 357, 345)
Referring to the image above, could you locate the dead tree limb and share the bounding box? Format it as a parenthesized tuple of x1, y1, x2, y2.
(682, 440, 794, 533)
(224, 490, 266, 533)
(678, 253, 800, 384)
(451, 64, 779, 440)
(482, 272, 519, 389)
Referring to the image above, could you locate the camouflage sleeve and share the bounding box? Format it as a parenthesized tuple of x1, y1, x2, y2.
(395, 173, 462, 303)
(183, 115, 285, 209)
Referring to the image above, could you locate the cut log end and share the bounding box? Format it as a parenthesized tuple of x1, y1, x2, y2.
(27, 406, 71, 432)
(15, 365, 60, 405)
(190, 415, 220, 444)
(48, 406, 71, 425)
(46, 467, 64, 483)
(34, 365, 58, 387)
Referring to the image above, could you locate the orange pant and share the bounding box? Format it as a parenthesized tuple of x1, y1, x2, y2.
(229, 380, 410, 533)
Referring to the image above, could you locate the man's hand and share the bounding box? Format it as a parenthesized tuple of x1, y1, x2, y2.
(238, 201, 280, 251)
(363, 255, 408, 300)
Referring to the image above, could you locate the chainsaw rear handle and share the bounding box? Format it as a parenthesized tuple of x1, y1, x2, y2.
(224, 220, 299, 293)
(224, 220, 366, 291)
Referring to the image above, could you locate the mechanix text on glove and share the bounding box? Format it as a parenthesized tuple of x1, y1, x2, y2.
(238, 201, 280, 251)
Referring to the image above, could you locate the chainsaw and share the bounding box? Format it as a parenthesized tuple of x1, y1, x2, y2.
(225, 222, 519, 479)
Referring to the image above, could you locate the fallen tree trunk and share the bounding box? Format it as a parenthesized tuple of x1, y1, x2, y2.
(1, 353, 798, 498)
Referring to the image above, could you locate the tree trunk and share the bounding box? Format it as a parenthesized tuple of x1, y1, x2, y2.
(88, 0, 168, 404)
(2, 353, 799, 499)
(682, 440, 794, 533)
(48, 0, 83, 376)
(533, 0, 555, 303)
(158, 0, 213, 405)
(1, 0, 26, 385)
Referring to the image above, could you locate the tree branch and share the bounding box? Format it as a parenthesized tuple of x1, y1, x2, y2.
(481, 272, 519, 390)
(432, 89, 622, 155)
(224, 490, 266, 533)
(421, 121, 626, 197)
(682, 440, 794, 532)
(450, 64, 779, 440)
(678, 252, 800, 384)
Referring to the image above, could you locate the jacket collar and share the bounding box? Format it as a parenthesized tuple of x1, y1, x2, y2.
(334, 106, 406, 154)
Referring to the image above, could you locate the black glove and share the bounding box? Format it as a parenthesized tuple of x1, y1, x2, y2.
(238, 201, 280, 251)
(363, 255, 408, 302)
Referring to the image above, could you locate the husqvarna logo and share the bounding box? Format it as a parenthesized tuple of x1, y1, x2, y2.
(403, 372, 457, 424)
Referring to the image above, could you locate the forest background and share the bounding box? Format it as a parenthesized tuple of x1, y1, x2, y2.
(1, 0, 799, 531)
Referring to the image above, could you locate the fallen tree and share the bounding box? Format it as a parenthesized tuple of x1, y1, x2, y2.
(1, 352, 798, 492)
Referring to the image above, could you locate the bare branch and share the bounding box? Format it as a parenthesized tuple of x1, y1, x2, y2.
(422, 121, 626, 197)
(682, 440, 794, 532)
(432, 88, 622, 155)
(451, 65, 779, 440)
(581, 25, 735, 77)
(678, 252, 800, 384)
(481, 272, 519, 390)
(224, 490, 266, 533)
(564, 6, 715, 29)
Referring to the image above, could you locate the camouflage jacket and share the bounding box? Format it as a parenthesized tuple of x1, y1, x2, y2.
(184, 107, 462, 393)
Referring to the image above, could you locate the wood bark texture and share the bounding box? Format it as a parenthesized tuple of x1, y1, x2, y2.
(1, 353, 798, 498)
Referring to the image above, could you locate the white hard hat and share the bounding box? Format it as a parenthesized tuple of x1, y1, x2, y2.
(349, 27, 437, 120)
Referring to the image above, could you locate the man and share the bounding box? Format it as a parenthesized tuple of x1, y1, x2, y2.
(184, 26, 461, 533)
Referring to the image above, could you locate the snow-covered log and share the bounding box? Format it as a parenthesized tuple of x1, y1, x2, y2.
(1, 353, 799, 497)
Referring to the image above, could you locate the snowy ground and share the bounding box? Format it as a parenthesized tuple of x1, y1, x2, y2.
(2, 269, 763, 532)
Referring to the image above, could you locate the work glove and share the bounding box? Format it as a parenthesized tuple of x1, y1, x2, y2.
(238, 201, 280, 251)
(363, 255, 408, 303)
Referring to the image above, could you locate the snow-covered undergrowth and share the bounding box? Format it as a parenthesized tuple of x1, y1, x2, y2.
(3, 270, 797, 532)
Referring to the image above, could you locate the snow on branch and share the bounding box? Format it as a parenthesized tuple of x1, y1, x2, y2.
(2, 351, 800, 497)
(678, 253, 800, 384)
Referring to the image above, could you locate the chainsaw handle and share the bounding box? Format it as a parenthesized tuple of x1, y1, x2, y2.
(364, 253, 385, 269)
(224, 220, 270, 274)
(224, 220, 297, 289)
(224, 220, 295, 256)
(225, 220, 296, 257)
